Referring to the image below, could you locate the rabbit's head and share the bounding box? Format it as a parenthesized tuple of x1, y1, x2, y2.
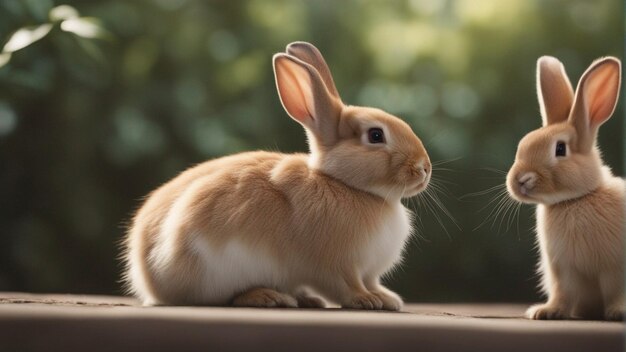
(507, 56, 621, 205)
(273, 42, 430, 200)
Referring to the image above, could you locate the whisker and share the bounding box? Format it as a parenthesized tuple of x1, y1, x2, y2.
(431, 167, 457, 173)
(407, 198, 425, 242)
(431, 156, 463, 166)
(418, 190, 451, 238)
(515, 203, 522, 240)
(507, 200, 521, 234)
(459, 183, 506, 200)
(472, 189, 510, 231)
(428, 178, 446, 192)
(505, 197, 520, 231)
(430, 173, 460, 192)
(479, 167, 508, 175)
(501, 199, 515, 233)
(428, 179, 452, 195)
(430, 191, 460, 230)
(430, 176, 458, 188)
(423, 185, 459, 235)
(407, 196, 424, 238)
(476, 187, 509, 213)
(491, 193, 516, 232)
(495, 197, 516, 233)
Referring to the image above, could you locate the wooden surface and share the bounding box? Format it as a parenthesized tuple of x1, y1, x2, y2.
(0, 292, 623, 352)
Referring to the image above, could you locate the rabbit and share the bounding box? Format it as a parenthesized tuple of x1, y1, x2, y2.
(506, 55, 624, 320)
(122, 42, 431, 310)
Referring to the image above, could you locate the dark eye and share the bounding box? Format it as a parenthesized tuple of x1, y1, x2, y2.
(368, 128, 385, 144)
(555, 141, 566, 157)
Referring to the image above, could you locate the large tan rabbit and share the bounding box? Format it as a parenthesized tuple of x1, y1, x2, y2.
(507, 56, 624, 320)
(122, 42, 431, 310)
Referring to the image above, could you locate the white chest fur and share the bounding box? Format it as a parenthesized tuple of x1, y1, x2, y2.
(359, 203, 413, 278)
(536, 182, 625, 275)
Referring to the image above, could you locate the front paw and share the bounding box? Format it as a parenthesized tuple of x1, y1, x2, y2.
(232, 288, 298, 308)
(343, 292, 384, 310)
(296, 295, 327, 309)
(371, 290, 403, 311)
(526, 303, 568, 320)
(604, 307, 624, 321)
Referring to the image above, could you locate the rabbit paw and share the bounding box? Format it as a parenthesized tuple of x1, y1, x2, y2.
(232, 288, 298, 308)
(371, 290, 403, 311)
(343, 292, 384, 310)
(296, 294, 327, 309)
(526, 303, 568, 320)
(604, 307, 624, 321)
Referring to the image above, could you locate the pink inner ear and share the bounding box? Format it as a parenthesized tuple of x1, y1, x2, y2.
(584, 63, 620, 127)
(275, 58, 315, 126)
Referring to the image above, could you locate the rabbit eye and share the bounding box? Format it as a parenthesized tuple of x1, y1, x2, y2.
(555, 141, 566, 157)
(368, 128, 385, 144)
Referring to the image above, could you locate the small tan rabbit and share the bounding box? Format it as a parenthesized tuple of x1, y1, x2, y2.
(122, 42, 431, 310)
(507, 56, 624, 320)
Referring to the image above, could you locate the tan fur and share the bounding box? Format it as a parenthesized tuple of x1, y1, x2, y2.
(122, 42, 430, 310)
(507, 56, 624, 320)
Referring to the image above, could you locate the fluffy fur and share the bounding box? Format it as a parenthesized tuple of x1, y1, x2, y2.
(122, 42, 431, 310)
(506, 56, 625, 320)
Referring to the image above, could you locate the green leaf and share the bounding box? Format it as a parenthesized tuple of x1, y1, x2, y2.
(60, 17, 111, 40)
(2, 24, 53, 53)
(0, 52, 11, 68)
(49, 5, 79, 22)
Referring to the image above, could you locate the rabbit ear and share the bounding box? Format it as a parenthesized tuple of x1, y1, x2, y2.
(273, 53, 342, 144)
(537, 56, 574, 126)
(286, 42, 341, 100)
(569, 57, 621, 152)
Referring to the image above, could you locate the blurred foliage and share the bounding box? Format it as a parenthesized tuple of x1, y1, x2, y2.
(0, 0, 622, 302)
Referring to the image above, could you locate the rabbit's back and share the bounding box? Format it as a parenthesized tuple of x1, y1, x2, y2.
(125, 150, 405, 305)
(124, 151, 293, 304)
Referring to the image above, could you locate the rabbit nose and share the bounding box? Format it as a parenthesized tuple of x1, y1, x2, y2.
(517, 172, 537, 190)
(414, 161, 429, 178)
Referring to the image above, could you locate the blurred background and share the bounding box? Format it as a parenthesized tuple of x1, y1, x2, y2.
(0, 0, 622, 302)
